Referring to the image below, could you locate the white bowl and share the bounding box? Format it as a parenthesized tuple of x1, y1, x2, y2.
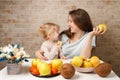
(75, 67, 94, 73)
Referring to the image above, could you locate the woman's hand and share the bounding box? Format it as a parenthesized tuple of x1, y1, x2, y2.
(35, 50, 48, 60)
(89, 27, 106, 37)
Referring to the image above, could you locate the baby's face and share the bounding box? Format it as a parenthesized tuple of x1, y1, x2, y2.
(49, 30, 59, 41)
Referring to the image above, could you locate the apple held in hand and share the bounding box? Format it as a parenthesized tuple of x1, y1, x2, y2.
(98, 24, 107, 32)
(32, 58, 41, 67)
(57, 41, 62, 47)
(51, 59, 63, 71)
(71, 56, 83, 67)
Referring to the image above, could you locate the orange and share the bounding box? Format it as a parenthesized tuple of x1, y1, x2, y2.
(30, 66, 40, 75)
(49, 63, 52, 69)
(51, 67, 58, 75)
(30, 66, 36, 72)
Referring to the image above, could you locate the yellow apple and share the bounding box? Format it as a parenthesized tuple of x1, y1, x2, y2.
(37, 61, 43, 70)
(81, 56, 87, 61)
(57, 41, 62, 47)
(32, 58, 41, 67)
(90, 56, 100, 67)
(51, 59, 63, 70)
(39, 62, 51, 76)
(71, 56, 83, 67)
(98, 24, 107, 32)
(83, 60, 93, 68)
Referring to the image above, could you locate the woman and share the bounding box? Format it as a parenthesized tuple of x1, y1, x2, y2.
(36, 8, 104, 59)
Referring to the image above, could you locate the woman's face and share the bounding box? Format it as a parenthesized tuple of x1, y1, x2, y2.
(68, 15, 80, 33)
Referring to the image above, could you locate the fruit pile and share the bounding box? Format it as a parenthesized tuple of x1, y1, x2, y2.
(29, 58, 63, 76)
(71, 56, 112, 77)
(30, 55, 112, 78)
(71, 56, 100, 68)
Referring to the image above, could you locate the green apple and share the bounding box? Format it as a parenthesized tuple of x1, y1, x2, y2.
(83, 60, 93, 68)
(39, 62, 51, 76)
(71, 56, 83, 67)
(32, 58, 41, 67)
(51, 59, 63, 70)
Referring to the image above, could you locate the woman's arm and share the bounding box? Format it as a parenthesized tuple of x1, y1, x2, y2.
(80, 27, 104, 58)
(80, 34, 93, 58)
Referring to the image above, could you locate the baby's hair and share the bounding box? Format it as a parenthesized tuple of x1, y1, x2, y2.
(40, 22, 60, 40)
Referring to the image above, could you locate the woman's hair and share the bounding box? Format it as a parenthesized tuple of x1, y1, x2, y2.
(60, 8, 93, 39)
(40, 22, 60, 40)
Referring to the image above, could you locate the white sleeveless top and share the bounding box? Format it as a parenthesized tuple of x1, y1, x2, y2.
(61, 32, 96, 58)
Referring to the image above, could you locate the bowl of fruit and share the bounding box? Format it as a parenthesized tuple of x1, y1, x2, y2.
(30, 58, 63, 77)
(71, 56, 100, 73)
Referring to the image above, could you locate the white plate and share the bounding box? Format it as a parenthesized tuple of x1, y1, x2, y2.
(75, 67, 94, 72)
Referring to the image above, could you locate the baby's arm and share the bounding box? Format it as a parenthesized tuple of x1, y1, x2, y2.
(60, 53, 67, 59)
(35, 50, 47, 60)
(41, 45, 59, 60)
(59, 48, 67, 59)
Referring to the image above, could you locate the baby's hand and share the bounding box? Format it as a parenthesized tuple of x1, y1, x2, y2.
(56, 41, 62, 48)
(61, 56, 67, 60)
(39, 50, 44, 55)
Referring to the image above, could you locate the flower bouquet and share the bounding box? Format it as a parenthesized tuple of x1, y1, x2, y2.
(0, 43, 30, 74)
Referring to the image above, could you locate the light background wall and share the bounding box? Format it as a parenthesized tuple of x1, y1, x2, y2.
(0, 0, 120, 77)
